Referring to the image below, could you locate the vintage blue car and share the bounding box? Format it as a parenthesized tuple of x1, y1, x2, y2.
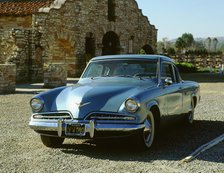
(29, 55, 200, 149)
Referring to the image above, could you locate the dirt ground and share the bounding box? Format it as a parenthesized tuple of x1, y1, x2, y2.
(0, 74, 223, 173)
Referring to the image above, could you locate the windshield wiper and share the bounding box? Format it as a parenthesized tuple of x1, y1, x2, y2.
(134, 73, 152, 79)
(114, 75, 133, 78)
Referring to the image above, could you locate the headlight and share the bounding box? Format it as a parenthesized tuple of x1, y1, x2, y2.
(125, 99, 139, 113)
(30, 98, 44, 112)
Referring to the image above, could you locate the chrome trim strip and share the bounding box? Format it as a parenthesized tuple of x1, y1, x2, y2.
(34, 115, 71, 119)
(89, 116, 135, 121)
(85, 112, 136, 121)
(32, 111, 73, 120)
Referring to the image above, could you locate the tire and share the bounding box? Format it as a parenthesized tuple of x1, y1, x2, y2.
(40, 135, 64, 148)
(185, 98, 195, 125)
(137, 111, 155, 149)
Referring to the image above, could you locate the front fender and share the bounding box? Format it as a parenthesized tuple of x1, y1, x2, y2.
(146, 100, 159, 111)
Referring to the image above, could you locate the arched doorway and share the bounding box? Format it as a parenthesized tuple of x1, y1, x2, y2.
(142, 44, 154, 54)
(102, 31, 120, 55)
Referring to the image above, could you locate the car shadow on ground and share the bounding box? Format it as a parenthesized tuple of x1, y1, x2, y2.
(60, 119, 224, 163)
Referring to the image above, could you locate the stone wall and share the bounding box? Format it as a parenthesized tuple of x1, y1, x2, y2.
(172, 55, 224, 69)
(43, 63, 67, 88)
(0, 29, 30, 82)
(0, 28, 43, 82)
(0, 64, 16, 94)
(0, 0, 157, 81)
(33, 0, 157, 77)
(0, 16, 32, 29)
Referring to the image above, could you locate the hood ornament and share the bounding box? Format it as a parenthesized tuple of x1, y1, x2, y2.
(75, 102, 91, 108)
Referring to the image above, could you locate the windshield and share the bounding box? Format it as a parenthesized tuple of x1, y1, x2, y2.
(82, 59, 158, 80)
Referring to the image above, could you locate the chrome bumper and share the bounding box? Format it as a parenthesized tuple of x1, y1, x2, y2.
(29, 120, 145, 138)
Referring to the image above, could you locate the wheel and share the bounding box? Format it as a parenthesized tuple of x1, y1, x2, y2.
(185, 98, 195, 125)
(40, 135, 64, 148)
(137, 111, 155, 149)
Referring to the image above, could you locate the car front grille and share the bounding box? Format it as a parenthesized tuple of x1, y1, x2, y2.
(86, 113, 136, 121)
(33, 112, 72, 120)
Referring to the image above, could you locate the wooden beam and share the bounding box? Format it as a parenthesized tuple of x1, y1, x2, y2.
(181, 134, 224, 163)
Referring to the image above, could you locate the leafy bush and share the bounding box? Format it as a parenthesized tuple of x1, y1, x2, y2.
(197, 67, 219, 73)
(176, 62, 198, 73)
(167, 47, 176, 55)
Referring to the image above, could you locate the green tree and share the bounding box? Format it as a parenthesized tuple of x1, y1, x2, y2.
(205, 37, 211, 52)
(212, 38, 218, 52)
(181, 33, 194, 49)
(194, 41, 206, 50)
(175, 33, 195, 52)
(167, 47, 176, 55)
(157, 41, 165, 54)
(217, 43, 224, 53)
(162, 37, 168, 49)
(175, 37, 186, 52)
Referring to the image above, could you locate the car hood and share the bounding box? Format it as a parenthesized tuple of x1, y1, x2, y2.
(40, 78, 157, 119)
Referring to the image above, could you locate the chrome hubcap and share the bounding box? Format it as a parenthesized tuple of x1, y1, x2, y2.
(189, 100, 194, 123)
(143, 118, 153, 145)
(188, 111, 194, 123)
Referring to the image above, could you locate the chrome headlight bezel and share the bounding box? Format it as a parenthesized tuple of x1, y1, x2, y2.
(30, 98, 44, 112)
(125, 98, 140, 113)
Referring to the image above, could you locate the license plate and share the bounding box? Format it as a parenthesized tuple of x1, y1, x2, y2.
(65, 124, 86, 136)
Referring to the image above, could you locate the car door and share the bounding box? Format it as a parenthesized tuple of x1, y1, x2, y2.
(161, 62, 183, 116)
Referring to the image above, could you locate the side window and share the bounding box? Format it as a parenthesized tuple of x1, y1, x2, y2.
(161, 63, 176, 83)
(173, 65, 181, 83)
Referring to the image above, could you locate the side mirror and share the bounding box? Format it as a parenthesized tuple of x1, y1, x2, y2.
(164, 77, 173, 86)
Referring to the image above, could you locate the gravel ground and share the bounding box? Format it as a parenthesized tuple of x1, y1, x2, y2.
(0, 81, 223, 173)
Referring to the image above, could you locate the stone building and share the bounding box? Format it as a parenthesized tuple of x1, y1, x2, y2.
(0, 0, 157, 82)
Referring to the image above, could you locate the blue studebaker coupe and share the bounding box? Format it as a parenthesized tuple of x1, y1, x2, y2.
(29, 55, 200, 149)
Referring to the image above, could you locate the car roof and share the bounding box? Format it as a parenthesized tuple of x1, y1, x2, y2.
(91, 54, 174, 63)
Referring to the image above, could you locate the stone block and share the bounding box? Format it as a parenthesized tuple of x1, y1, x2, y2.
(0, 64, 16, 94)
(44, 63, 67, 88)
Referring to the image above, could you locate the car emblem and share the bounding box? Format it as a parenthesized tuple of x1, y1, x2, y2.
(75, 102, 91, 108)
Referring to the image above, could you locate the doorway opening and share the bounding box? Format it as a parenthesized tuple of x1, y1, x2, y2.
(142, 44, 154, 54)
(102, 31, 120, 55)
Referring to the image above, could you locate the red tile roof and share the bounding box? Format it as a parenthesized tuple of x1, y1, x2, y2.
(0, 0, 54, 15)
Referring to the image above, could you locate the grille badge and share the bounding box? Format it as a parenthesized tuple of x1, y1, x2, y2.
(75, 102, 91, 108)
